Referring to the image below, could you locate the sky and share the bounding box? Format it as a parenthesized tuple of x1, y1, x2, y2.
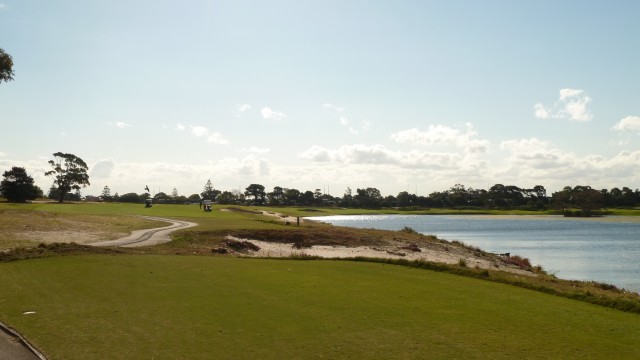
(1, 0, 639, 198)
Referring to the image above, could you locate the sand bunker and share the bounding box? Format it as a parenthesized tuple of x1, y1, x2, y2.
(227, 236, 533, 276)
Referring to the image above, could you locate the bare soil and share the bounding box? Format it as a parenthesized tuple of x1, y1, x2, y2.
(0, 209, 166, 250)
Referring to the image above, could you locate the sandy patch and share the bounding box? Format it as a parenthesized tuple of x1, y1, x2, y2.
(12, 231, 125, 245)
(260, 211, 303, 224)
(227, 236, 533, 276)
(219, 208, 304, 224)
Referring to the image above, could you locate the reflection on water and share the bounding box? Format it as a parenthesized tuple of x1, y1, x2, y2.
(306, 215, 640, 292)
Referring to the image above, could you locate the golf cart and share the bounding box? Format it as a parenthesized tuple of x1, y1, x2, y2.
(203, 200, 212, 212)
(145, 199, 153, 208)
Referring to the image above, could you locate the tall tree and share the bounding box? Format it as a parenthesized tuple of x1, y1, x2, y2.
(284, 188, 301, 205)
(101, 185, 112, 201)
(267, 186, 285, 206)
(244, 184, 266, 205)
(201, 179, 220, 201)
(1, 167, 40, 202)
(45, 152, 90, 203)
(0, 48, 15, 84)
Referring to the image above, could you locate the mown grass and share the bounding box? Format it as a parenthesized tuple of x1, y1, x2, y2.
(2, 201, 640, 358)
(1, 255, 640, 359)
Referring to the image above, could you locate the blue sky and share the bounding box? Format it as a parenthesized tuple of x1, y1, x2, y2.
(1, 1, 639, 197)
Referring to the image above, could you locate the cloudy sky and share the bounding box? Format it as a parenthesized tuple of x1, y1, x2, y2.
(1, 1, 639, 198)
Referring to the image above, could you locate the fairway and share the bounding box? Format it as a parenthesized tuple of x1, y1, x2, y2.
(1, 255, 639, 359)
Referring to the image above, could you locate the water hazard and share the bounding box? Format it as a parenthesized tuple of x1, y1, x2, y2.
(305, 214, 640, 292)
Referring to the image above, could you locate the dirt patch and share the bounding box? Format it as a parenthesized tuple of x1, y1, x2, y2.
(0, 242, 126, 262)
(0, 209, 167, 250)
(220, 207, 264, 215)
(223, 226, 535, 276)
(12, 230, 126, 245)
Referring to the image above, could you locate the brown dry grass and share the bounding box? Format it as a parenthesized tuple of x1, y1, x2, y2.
(0, 209, 166, 250)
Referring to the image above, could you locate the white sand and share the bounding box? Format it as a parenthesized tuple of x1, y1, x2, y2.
(227, 236, 533, 276)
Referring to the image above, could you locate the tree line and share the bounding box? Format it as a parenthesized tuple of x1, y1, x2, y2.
(92, 181, 640, 215)
(2, 152, 640, 215)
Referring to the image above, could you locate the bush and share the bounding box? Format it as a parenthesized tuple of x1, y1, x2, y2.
(504, 255, 532, 269)
(400, 226, 418, 234)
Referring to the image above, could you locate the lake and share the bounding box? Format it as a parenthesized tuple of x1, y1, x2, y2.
(305, 214, 640, 292)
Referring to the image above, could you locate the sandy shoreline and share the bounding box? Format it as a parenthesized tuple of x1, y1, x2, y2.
(227, 236, 534, 276)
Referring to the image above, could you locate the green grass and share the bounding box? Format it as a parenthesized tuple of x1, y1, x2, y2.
(1, 255, 640, 359)
(2, 202, 640, 358)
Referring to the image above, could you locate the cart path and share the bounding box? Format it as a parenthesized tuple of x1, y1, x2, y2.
(91, 216, 198, 247)
(0, 321, 46, 360)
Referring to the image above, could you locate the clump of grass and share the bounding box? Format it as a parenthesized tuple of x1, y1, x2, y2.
(504, 255, 532, 269)
(400, 226, 418, 234)
(0, 242, 124, 262)
(458, 258, 467, 267)
(222, 239, 260, 252)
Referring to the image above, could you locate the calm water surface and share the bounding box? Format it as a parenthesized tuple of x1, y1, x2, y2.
(305, 215, 640, 292)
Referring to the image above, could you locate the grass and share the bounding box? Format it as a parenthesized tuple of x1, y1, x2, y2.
(2, 255, 640, 359)
(2, 201, 640, 358)
(0, 205, 167, 250)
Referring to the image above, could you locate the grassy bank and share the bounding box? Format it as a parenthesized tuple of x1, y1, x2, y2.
(2, 255, 640, 359)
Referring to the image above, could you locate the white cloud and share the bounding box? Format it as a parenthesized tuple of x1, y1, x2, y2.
(323, 103, 344, 112)
(191, 126, 209, 137)
(176, 123, 186, 131)
(559, 88, 584, 100)
(534, 103, 550, 119)
(500, 138, 570, 170)
(235, 103, 251, 117)
(237, 103, 251, 112)
(261, 107, 287, 120)
(562, 95, 592, 121)
(0, 151, 6, 157)
(206, 132, 230, 145)
(298, 144, 462, 169)
(612, 116, 640, 133)
(339, 116, 349, 125)
(494, 137, 640, 189)
(218, 154, 272, 178)
(176, 124, 230, 144)
(106, 121, 130, 128)
(535, 88, 593, 122)
(90, 159, 116, 179)
(243, 147, 271, 154)
(391, 123, 490, 153)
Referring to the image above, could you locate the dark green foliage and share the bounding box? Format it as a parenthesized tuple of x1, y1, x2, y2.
(45, 152, 90, 203)
(117, 192, 142, 203)
(244, 184, 266, 205)
(0, 167, 40, 202)
(0, 48, 14, 83)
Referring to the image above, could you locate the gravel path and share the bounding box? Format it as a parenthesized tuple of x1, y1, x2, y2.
(90, 216, 198, 247)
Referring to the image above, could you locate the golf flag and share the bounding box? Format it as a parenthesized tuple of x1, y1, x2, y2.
(145, 185, 150, 192)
